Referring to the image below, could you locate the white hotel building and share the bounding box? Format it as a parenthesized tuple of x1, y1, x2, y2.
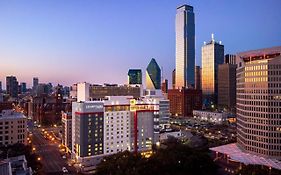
(66, 83, 161, 171)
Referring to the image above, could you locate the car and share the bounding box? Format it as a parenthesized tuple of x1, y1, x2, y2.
(62, 167, 68, 173)
(62, 155, 66, 159)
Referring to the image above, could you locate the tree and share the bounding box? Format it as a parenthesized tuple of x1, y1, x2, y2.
(96, 142, 218, 175)
(0, 143, 42, 174)
(236, 165, 281, 175)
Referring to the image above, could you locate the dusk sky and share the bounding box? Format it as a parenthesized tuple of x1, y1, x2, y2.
(1, 0, 281, 88)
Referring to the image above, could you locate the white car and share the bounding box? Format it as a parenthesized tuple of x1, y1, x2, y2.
(62, 155, 66, 159)
(62, 167, 68, 173)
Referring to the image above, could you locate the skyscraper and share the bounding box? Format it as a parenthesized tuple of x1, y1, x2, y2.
(146, 58, 161, 90)
(236, 46, 281, 159)
(0, 81, 2, 93)
(33, 77, 39, 91)
(6, 76, 19, 98)
(175, 5, 195, 88)
(128, 69, 142, 85)
(20, 82, 27, 94)
(201, 34, 224, 105)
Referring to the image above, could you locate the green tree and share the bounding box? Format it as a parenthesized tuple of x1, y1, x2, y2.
(0, 143, 42, 174)
(96, 142, 218, 175)
(236, 165, 281, 175)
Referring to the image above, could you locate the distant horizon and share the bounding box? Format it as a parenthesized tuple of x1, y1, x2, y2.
(1, 0, 281, 88)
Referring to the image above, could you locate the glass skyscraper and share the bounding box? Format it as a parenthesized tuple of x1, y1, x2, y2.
(175, 5, 195, 88)
(128, 69, 142, 85)
(146, 58, 161, 90)
(201, 34, 224, 105)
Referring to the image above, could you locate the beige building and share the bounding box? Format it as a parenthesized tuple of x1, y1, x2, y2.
(236, 46, 281, 159)
(0, 110, 27, 146)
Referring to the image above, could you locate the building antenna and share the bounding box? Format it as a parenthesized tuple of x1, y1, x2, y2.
(211, 33, 215, 42)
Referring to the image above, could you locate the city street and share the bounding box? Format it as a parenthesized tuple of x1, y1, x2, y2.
(32, 128, 76, 175)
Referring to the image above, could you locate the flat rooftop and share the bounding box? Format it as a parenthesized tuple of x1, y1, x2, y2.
(0, 110, 26, 120)
(210, 143, 281, 170)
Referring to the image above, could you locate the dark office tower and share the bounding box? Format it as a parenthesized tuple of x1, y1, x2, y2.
(20, 82, 27, 94)
(146, 58, 161, 90)
(6, 76, 19, 98)
(236, 46, 281, 160)
(224, 54, 236, 64)
(201, 34, 224, 106)
(0, 81, 2, 93)
(218, 64, 236, 111)
(161, 79, 168, 94)
(172, 69, 176, 89)
(128, 69, 142, 85)
(175, 5, 195, 88)
(195, 66, 202, 90)
(33, 77, 39, 91)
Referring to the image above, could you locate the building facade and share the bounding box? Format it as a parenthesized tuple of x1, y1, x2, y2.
(71, 96, 160, 171)
(146, 58, 161, 90)
(236, 46, 281, 159)
(172, 69, 176, 89)
(33, 77, 39, 92)
(62, 111, 72, 153)
(161, 79, 168, 94)
(91, 84, 141, 99)
(128, 69, 142, 85)
(201, 34, 224, 105)
(175, 5, 195, 88)
(168, 88, 202, 117)
(193, 110, 227, 124)
(218, 64, 237, 110)
(195, 66, 202, 90)
(6, 76, 18, 98)
(0, 110, 27, 146)
(224, 54, 236, 64)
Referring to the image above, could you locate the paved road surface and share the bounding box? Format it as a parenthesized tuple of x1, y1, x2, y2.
(32, 128, 77, 175)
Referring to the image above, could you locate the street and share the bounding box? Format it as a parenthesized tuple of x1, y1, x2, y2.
(32, 128, 76, 175)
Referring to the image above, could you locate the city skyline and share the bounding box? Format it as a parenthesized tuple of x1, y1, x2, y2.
(1, 0, 281, 88)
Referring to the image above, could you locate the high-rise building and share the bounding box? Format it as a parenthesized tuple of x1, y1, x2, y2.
(0, 81, 2, 93)
(161, 79, 168, 94)
(201, 34, 224, 105)
(128, 69, 142, 85)
(175, 5, 195, 88)
(237, 46, 281, 159)
(6, 76, 19, 98)
(71, 101, 104, 169)
(33, 77, 39, 91)
(20, 82, 27, 94)
(146, 58, 161, 90)
(224, 54, 236, 64)
(168, 88, 202, 117)
(218, 64, 236, 110)
(172, 69, 176, 89)
(195, 66, 202, 90)
(71, 96, 160, 172)
(77, 82, 90, 102)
